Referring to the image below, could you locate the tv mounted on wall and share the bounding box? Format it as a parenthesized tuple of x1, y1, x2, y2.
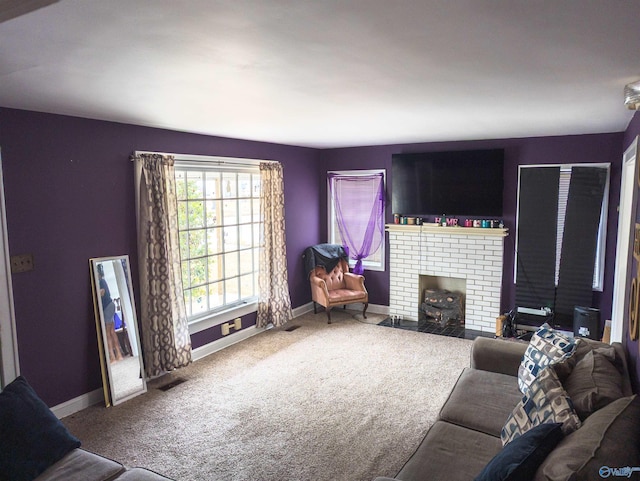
(391, 149, 504, 217)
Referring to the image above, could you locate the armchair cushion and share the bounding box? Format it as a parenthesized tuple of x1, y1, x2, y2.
(327, 288, 366, 304)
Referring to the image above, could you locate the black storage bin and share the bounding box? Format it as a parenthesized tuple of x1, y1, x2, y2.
(573, 306, 600, 340)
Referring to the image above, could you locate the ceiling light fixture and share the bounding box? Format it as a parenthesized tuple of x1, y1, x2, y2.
(625, 80, 640, 110)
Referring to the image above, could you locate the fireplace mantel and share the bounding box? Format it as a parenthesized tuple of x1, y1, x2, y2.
(386, 224, 508, 237)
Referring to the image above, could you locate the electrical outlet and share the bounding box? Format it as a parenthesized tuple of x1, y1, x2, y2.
(10, 254, 34, 273)
(233, 318, 242, 330)
(221, 323, 230, 336)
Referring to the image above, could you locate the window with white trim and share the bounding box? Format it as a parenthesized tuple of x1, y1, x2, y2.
(515, 163, 609, 292)
(175, 157, 262, 325)
(554, 166, 609, 290)
(328, 169, 385, 271)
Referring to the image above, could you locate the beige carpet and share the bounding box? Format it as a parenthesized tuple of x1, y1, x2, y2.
(63, 310, 473, 481)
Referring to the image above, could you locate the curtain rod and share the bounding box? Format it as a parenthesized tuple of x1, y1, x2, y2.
(131, 151, 278, 165)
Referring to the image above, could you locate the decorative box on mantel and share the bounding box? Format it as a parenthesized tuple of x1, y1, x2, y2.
(386, 224, 508, 333)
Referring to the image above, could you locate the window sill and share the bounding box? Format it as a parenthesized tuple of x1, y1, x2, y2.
(347, 260, 384, 272)
(350, 264, 384, 273)
(188, 301, 258, 335)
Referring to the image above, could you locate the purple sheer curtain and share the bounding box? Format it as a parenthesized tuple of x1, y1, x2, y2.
(328, 172, 385, 275)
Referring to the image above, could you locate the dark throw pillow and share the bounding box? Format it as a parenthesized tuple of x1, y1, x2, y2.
(475, 423, 564, 481)
(0, 376, 81, 481)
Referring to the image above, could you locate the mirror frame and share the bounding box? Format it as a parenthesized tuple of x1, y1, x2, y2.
(90, 255, 146, 406)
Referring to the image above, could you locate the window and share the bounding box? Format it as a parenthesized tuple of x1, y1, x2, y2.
(328, 170, 385, 272)
(514, 163, 609, 296)
(175, 156, 262, 329)
(554, 166, 609, 290)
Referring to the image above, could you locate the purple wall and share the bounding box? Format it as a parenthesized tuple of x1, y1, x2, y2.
(0, 104, 633, 407)
(624, 111, 640, 390)
(320, 133, 624, 321)
(0, 108, 321, 406)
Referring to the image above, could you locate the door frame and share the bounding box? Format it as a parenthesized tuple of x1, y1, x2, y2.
(0, 147, 19, 387)
(611, 136, 638, 344)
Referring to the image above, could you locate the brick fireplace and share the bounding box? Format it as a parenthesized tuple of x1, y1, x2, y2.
(387, 224, 508, 333)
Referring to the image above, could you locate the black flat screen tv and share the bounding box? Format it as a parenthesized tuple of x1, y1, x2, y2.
(391, 149, 504, 217)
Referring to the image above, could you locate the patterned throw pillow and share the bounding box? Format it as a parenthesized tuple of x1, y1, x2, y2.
(518, 323, 576, 394)
(502, 366, 581, 446)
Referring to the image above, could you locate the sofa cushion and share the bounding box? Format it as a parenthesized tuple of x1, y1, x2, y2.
(440, 368, 523, 437)
(396, 421, 502, 481)
(518, 324, 576, 394)
(474, 423, 564, 481)
(33, 449, 125, 481)
(550, 338, 591, 381)
(502, 367, 581, 445)
(471, 337, 528, 377)
(0, 376, 81, 481)
(533, 395, 640, 481)
(562, 350, 624, 421)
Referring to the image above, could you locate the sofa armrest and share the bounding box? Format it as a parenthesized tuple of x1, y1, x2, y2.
(470, 337, 527, 377)
(34, 449, 125, 481)
(116, 467, 176, 480)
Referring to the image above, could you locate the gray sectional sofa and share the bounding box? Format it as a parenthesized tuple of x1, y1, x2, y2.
(35, 448, 169, 481)
(0, 375, 173, 481)
(34, 449, 174, 481)
(375, 334, 640, 481)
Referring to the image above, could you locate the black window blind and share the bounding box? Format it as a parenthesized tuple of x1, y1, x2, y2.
(515, 167, 560, 311)
(554, 167, 607, 327)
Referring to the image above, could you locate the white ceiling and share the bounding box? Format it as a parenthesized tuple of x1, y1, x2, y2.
(1, 0, 639, 148)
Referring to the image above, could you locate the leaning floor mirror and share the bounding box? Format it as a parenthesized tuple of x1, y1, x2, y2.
(90, 255, 146, 406)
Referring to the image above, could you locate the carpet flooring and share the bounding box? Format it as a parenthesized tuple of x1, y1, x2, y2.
(63, 309, 473, 481)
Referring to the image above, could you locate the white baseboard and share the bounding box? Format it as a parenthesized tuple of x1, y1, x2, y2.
(53, 302, 389, 418)
(53, 388, 104, 419)
(361, 303, 389, 315)
(339, 302, 389, 316)
(292, 302, 314, 317)
(295, 301, 388, 317)
(191, 324, 264, 362)
(53, 326, 266, 417)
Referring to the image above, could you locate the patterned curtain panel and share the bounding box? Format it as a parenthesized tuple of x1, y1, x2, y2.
(257, 162, 292, 328)
(133, 153, 192, 377)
